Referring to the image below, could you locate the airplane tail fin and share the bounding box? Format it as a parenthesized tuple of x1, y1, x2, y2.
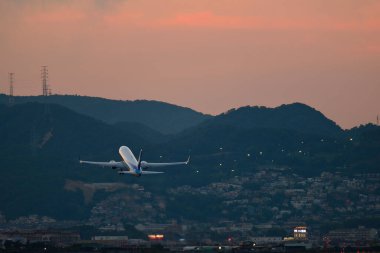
(137, 149, 143, 169)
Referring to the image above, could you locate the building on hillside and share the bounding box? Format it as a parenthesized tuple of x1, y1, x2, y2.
(249, 237, 283, 245)
(0, 230, 80, 246)
(91, 236, 130, 248)
(326, 227, 378, 246)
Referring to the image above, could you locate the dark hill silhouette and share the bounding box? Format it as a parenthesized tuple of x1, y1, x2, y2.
(157, 105, 377, 180)
(344, 124, 380, 172)
(0, 100, 379, 222)
(0, 103, 151, 219)
(0, 94, 210, 134)
(161, 122, 346, 178)
(205, 103, 343, 137)
(114, 121, 166, 143)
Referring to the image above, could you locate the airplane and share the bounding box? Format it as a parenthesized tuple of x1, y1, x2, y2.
(79, 146, 190, 177)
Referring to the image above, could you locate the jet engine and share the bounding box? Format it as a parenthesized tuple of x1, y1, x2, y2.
(110, 160, 117, 169)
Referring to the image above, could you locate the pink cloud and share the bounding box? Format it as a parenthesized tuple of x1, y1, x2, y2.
(155, 12, 259, 29)
(152, 11, 380, 31)
(16, 3, 380, 33)
(153, 11, 300, 29)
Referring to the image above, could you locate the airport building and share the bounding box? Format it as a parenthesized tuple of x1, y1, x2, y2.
(293, 226, 308, 240)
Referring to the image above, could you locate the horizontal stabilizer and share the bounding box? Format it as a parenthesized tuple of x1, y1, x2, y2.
(142, 171, 164, 174)
(118, 170, 164, 175)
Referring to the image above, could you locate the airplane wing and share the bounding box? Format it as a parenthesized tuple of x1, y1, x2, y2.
(140, 156, 190, 169)
(118, 171, 136, 174)
(79, 160, 124, 168)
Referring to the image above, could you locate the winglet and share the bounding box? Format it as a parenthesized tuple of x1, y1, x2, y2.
(186, 155, 191, 164)
(186, 149, 191, 164)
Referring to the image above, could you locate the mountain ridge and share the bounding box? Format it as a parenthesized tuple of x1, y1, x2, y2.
(208, 102, 343, 137)
(0, 94, 210, 134)
(1, 98, 379, 222)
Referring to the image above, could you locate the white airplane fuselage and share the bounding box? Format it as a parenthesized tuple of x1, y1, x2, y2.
(80, 145, 189, 177)
(119, 146, 142, 177)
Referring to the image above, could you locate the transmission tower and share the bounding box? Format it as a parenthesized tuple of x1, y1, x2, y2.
(8, 72, 14, 105)
(41, 66, 49, 96)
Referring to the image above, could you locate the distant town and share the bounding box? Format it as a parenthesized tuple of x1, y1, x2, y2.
(1, 167, 379, 252)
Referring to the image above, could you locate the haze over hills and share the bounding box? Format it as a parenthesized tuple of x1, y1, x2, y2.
(0, 94, 210, 134)
(0, 97, 379, 224)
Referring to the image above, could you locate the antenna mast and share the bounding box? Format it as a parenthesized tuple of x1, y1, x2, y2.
(41, 66, 49, 96)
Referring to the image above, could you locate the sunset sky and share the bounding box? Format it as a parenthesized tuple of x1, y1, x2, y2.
(1, 0, 379, 128)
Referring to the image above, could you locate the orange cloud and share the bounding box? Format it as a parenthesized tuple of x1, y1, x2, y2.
(152, 11, 380, 31)
(15, 2, 380, 33)
(155, 12, 259, 29)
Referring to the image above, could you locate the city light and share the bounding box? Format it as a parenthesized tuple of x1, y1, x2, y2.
(148, 234, 164, 240)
